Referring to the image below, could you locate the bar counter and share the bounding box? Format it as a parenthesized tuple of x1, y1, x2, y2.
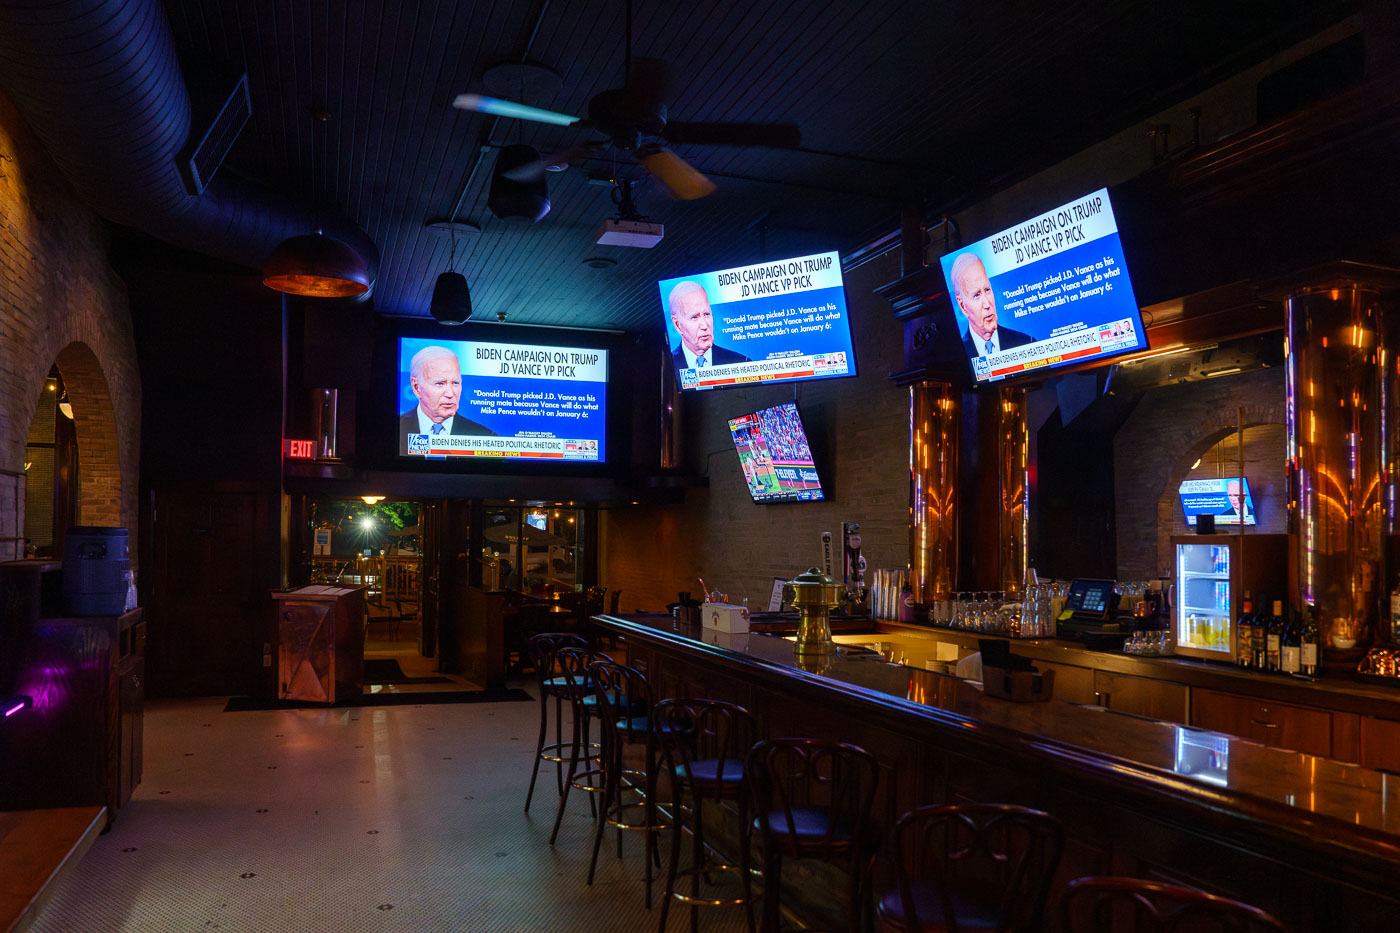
(596, 613, 1400, 932)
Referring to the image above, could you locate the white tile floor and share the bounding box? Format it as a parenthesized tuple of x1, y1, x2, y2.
(30, 685, 758, 933)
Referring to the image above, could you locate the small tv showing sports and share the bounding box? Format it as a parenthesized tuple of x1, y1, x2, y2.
(727, 402, 824, 503)
(396, 336, 606, 462)
(1179, 477, 1256, 526)
(938, 187, 1148, 383)
(658, 250, 856, 392)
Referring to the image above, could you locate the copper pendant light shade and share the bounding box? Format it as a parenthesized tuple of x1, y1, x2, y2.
(262, 232, 372, 297)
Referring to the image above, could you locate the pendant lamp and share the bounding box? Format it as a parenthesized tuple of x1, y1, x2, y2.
(430, 228, 472, 324)
(263, 231, 371, 298)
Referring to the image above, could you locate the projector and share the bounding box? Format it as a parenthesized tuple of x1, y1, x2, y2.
(595, 218, 664, 248)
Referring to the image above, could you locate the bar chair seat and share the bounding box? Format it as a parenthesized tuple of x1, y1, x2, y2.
(523, 632, 590, 814)
(1059, 876, 1288, 932)
(547, 646, 615, 844)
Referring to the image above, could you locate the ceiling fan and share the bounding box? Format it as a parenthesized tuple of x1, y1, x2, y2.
(453, 2, 801, 200)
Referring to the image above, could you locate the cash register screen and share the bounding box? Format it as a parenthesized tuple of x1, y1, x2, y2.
(1066, 579, 1116, 617)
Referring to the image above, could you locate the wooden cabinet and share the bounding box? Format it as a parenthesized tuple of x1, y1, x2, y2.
(1093, 670, 1189, 723)
(1037, 660, 1096, 705)
(1359, 716, 1400, 773)
(1192, 688, 1332, 757)
(271, 585, 366, 703)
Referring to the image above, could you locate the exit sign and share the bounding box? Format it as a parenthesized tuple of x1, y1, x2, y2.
(286, 439, 316, 459)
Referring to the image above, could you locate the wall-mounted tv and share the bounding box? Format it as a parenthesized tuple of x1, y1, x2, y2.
(1180, 477, 1256, 526)
(396, 336, 606, 462)
(658, 250, 856, 392)
(727, 401, 824, 503)
(938, 187, 1147, 384)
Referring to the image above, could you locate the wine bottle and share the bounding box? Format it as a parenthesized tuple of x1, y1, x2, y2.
(1300, 604, 1320, 677)
(1236, 591, 1254, 668)
(1266, 600, 1284, 672)
(1281, 605, 1301, 675)
(1251, 595, 1268, 669)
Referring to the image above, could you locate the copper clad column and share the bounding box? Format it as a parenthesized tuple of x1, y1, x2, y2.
(997, 386, 1029, 594)
(1286, 285, 1385, 663)
(910, 382, 959, 607)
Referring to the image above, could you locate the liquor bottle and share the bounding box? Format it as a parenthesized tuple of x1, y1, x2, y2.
(1280, 605, 1302, 675)
(1390, 576, 1400, 645)
(1235, 591, 1255, 668)
(1300, 604, 1320, 677)
(1266, 599, 1284, 672)
(1251, 595, 1268, 669)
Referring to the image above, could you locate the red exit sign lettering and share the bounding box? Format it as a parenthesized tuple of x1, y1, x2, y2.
(286, 439, 316, 459)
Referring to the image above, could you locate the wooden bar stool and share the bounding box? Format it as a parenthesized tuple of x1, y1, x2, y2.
(587, 658, 671, 908)
(547, 646, 614, 844)
(1060, 877, 1288, 933)
(523, 632, 589, 814)
(652, 698, 759, 933)
(746, 737, 881, 933)
(876, 803, 1063, 933)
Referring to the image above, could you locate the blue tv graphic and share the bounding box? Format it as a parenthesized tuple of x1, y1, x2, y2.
(658, 250, 856, 391)
(1179, 477, 1255, 526)
(939, 188, 1147, 383)
(397, 337, 607, 462)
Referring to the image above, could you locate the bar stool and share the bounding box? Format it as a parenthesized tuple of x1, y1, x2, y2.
(746, 737, 881, 933)
(1060, 876, 1288, 933)
(587, 658, 671, 908)
(523, 632, 589, 814)
(875, 803, 1063, 933)
(652, 698, 759, 933)
(548, 646, 614, 845)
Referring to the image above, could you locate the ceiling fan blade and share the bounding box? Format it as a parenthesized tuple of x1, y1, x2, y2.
(637, 147, 716, 201)
(453, 93, 582, 127)
(663, 121, 802, 148)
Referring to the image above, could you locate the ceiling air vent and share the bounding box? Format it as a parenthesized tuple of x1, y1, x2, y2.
(180, 74, 252, 196)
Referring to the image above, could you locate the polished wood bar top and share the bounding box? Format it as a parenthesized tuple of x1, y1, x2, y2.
(596, 614, 1400, 866)
(0, 806, 106, 933)
(874, 620, 1400, 718)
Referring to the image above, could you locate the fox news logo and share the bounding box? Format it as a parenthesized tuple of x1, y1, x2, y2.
(407, 433, 430, 454)
(681, 368, 698, 387)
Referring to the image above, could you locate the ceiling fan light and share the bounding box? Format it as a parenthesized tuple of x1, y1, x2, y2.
(430, 271, 472, 324)
(263, 233, 371, 298)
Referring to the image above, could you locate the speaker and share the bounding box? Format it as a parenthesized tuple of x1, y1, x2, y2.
(430, 271, 472, 324)
(488, 144, 551, 222)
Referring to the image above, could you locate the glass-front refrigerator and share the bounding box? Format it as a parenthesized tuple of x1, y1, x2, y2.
(1171, 534, 1288, 662)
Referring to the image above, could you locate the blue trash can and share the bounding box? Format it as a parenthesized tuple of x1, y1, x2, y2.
(63, 526, 130, 617)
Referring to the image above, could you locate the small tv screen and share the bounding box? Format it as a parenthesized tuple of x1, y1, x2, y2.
(727, 401, 825, 503)
(396, 336, 606, 462)
(938, 187, 1148, 383)
(1180, 477, 1256, 526)
(658, 250, 856, 392)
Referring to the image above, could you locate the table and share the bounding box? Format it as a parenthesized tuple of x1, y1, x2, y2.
(0, 806, 105, 933)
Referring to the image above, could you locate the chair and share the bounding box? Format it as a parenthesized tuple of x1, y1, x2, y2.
(876, 803, 1063, 933)
(746, 737, 881, 933)
(548, 646, 615, 845)
(587, 658, 671, 908)
(1059, 877, 1288, 933)
(653, 698, 759, 933)
(523, 632, 589, 814)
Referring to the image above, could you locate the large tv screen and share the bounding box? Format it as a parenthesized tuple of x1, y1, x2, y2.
(1179, 477, 1256, 526)
(727, 401, 825, 503)
(658, 250, 856, 392)
(396, 336, 606, 462)
(938, 187, 1147, 383)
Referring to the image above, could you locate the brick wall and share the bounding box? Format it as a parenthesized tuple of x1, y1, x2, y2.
(1114, 367, 1286, 581)
(600, 251, 910, 613)
(0, 91, 140, 561)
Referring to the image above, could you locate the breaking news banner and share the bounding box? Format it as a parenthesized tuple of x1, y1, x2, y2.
(658, 249, 857, 392)
(397, 336, 607, 461)
(939, 187, 1148, 384)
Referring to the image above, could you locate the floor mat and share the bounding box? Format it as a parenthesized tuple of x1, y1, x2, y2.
(362, 657, 452, 685)
(223, 688, 532, 712)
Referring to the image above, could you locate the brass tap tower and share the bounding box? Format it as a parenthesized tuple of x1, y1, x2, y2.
(784, 567, 845, 660)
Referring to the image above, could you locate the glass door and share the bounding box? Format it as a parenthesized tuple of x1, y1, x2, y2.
(1175, 540, 1232, 659)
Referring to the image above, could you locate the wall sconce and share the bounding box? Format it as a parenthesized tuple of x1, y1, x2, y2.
(263, 231, 371, 298)
(361, 495, 386, 505)
(58, 391, 73, 419)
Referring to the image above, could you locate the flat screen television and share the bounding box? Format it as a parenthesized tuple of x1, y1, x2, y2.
(658, 250, 856, 392)
(727, 401, 825, 503)
(1179, 477, 1256, 526)
(395, 336, 607, 462)
(938, 187, 1148, 384)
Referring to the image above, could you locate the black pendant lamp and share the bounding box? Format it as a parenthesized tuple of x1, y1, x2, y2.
(263, 230, 371, 298)
(430, 229, 472, 324)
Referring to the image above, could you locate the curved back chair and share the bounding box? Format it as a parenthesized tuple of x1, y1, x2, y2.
(523, 632, 588, 813)
(652, 698, 759, 933)
(547, 645, 613, 845)
(746, 737, 881, 933)
(1060, 877, 1289, 933)
(877, 803, 1063, 933)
